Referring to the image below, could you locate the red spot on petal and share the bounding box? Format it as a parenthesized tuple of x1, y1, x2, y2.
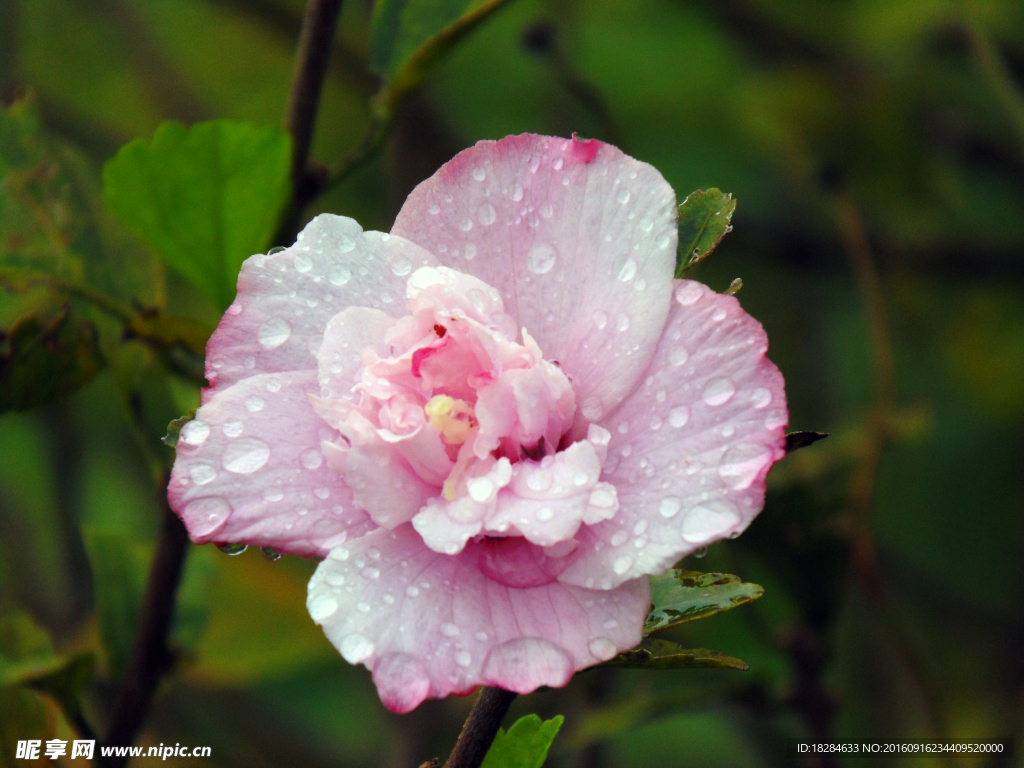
(434, 324, 447, 337)
(569, 133, 601, 164)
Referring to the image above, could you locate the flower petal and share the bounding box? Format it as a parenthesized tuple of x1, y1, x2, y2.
(392, 134, 678, 432)
(168, 371, 373, 557)
(307, 525, 649, 713)
(204, 214, 438, 394)
(559, 281, 788, 589)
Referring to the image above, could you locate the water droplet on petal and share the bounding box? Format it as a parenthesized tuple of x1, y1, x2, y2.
(246, 396, 265, 412)
(459, 218, 473, 232)
(669, 406, 690, 428)
(675, 282, 703, 305)
(539, 202, 553, 218)
(263, 488, 284, 502)
(615, 256, 637, 282)
(339, 634, 374, 663)
(455, 650, 472, 667)
(266, 378, 281, 393)
(184, 496, 231, 535)
(258, 318, 291, 350)
(189, 464, 217, 485)
(329, 265, 352, 285)
(639, 217, 653, 232)
(463, 243, 477, 260)
(441, 622, 460, 637)
(527, 244, 556, 274)
(428, 203, 440, 215)
(693, 546, 708, 558)
(702, 378, 736, 406)
(616, 188, 631, 205)
(180, 420, 210, 445)
(552, 157, 564, 170)
(338, 235, 356, 253)
(589, 638, 617, 661)
(750, 388, 772, 409)
(223, 420, 244, 438)
(659, 497, 682, 518)
(301, 449, 324, 470)
(261, 546, 281, 561)
(478, 203, 496, 225)
(405, 585, 419, 597)
(222, 438, 271, 473)
(391, 258, 412, 276)
(592, 310, 607, 329)
(467, 476, 495, 502)
(669, 347, 688, 366)
(613, 556, 633, 575)
(536, 507, 554, 521)
(512, 183, 524, 201)
(472, 166, 486, 181)
(293, 254, 312, 272)
(218, 542, 247, 555)
(616, 314, 630, 331)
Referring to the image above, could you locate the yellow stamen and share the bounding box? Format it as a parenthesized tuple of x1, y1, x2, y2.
(425, 394, 476, 446)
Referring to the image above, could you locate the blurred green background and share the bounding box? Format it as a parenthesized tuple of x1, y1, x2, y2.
(1, 0, 1023, 766)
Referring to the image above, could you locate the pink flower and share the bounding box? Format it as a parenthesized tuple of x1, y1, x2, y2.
(168, 134, 787, 713)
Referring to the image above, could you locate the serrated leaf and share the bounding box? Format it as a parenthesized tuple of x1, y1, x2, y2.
(601, 638, 749, 671)
(0, 292, 103, 413)
(676, 188, 736, 276)
(0, 98, 165, 309)
(481, 714, 564, 768)
(103, 120, 291, 310)
(645, 569, 763, 635)
(370, 0, 514, 102)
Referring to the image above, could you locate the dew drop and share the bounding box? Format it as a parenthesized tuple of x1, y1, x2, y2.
(478, 203, 496, 225)
(218, 542, 247, 555)
(464, 243, 477, 260)
(338, 235, 356, 253)
(693, 546, 708, 559)
(669, 347, 688, 366)
(639, 217, 653, 232)
(610, 531, 629, 547)
(293, 253, 313, 272)
(659, 497, 682, 518)
(552, 157, 564, 170)
(459, 218, 473, 232)
(512, 183, 524, 201)
(314, 486, 330, 499)
(180, 420, 210, 445)
(675, 282, 703, 305)
(391, 258, 412, 277)
(222, 420, 244, 438)
(467, 476, 495, 502)
(702, 378, 736, 406)
(472, 166, 486, 181)
(441, 622, 460, 637)
(535, 507, 554, 522)
(263, 488, 284, 502)
(222, 438, 271, 474)
(428, 203, 440, 215)
(339, 634, 374, 663)
(266, 378, 281, 393)
(615, 314, 630, 331)
(592, 310, 607, 329)
(189, 464, 217, 485)
(301, 449, 324, 470)
(615, 256, 637, 282)
(258, 318, 291, 350)
(750, 388, 772, 409)
(669, 405, 690, 428)
(581, 397, 603, 420)
(245, 396, 265, 412)
(539, 202, 553, 218)
(613, 556, 633, 575)
(328, 265, 352, 286)
(527, 244, 555, 274)
(261, 546, 281, 561)
(589, 638, 617, 661)
(455, 650, 472, 667)
(405, 585, 419, 597)
(616, 188, 631, 205)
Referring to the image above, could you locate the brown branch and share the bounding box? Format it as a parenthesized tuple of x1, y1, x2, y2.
(442, 686, 518, 768)
(99, 496, 191, 767)
(285, 0, 344, 199)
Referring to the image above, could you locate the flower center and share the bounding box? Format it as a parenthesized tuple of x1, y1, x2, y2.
(313, 266, 619, 571)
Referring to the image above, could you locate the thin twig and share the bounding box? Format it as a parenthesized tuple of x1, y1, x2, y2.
(99, 496, 191, 768)
(442, 686, 518, 768)
(836, 193, 950, 744)
(285, 0, 344, 193)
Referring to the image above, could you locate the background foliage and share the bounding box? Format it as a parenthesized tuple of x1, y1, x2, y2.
(1, 0, 1023, 766)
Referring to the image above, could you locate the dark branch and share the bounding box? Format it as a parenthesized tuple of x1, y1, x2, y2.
(285, 0, 344, 200)
(443, 686, 518, 768)
(784, 431, 829, 454)
(99, 498, 190, 767)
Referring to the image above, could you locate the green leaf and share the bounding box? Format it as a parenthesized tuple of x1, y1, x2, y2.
(645, 569, 763, 635)
(481, 714, 564, 768)
(675, 188, 736, 276)
(0, 287, 103, 413)
(162, 410, 198, 447)
(601, 638, 749, 671)
(0, 612, 59, 688)
(103, 120, 291, 310)
(370, 0, 515, 102)
(82, 529, 148, 682)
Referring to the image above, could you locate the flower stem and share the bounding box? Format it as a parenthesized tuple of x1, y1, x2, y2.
(442, 686, 518, 768)
(274, 0, 345, 247)
(98, 494, 191, 768)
